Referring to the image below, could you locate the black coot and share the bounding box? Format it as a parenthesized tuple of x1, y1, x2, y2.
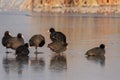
(29, 34, 45, 52)
(49, 28, 67, 43)
(48, 41, 68, 53)
(85, 44, 105, 56)
(2, 31, 12, 53)
(7, 33, 24, 50)
(16, 43, 29, 57)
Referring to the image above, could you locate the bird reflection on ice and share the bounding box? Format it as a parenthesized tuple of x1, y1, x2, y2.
(50, 54, 67, 71)
(30, 56, 45, 72)
(86, 55, 105, 66)
(2, 56, 29, 74)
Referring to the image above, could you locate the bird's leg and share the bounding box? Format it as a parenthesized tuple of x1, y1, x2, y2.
(34, 47, 39, 58)
(35, 53, 38, 59)
(13, 51, 17, 58)
(6, 53, 8, 58)
(35, 47, 38, 54)
(6, 48, 12, 53)
(5, 48, 9, 53)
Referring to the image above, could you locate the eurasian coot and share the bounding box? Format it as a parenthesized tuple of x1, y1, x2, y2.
(15, 43, 29, 57)
(85, 44, 105, 56)
(29, 34, 45, 52)
(7, 33, 24, 50)
(48, 41, 68, 53)
(2, 31, 12, 53)
(49, 28, 67, 43)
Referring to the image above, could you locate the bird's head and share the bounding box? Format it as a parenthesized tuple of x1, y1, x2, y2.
(17, 33, 23, 38)
(100, 44, 105, 49)
(5, 31, 11, 36)
(24, 43, 29, 48)
(49, 28, 55, 33)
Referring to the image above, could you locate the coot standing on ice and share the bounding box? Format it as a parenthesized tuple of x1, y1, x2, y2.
(48, 41, 68, 54)
(29, 34, 45, 53)
(7, 33, 24, 50)
(49, 28, 67, 43)
(2, 31, 12, 53)
(15, 43, 29, 57)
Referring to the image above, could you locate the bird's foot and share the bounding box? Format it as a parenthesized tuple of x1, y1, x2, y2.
(34, 51, 44, 54)
(5, 51, 12, 54)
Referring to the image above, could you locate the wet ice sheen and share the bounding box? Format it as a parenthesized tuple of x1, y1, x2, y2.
(0, 11, 120, 80)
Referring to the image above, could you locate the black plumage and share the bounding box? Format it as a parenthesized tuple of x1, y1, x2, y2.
(7, 33, 24, 50)
(16, 43, 29, 57)
(49, 28, 67, 43)
(85, 44, 105, 56)
(48, 41, 68, 53)
(2, 31, 12, 53)
(29, 34, 45, 52)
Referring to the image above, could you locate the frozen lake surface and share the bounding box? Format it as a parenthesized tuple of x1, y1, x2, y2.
(0, 11, 120, 80)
